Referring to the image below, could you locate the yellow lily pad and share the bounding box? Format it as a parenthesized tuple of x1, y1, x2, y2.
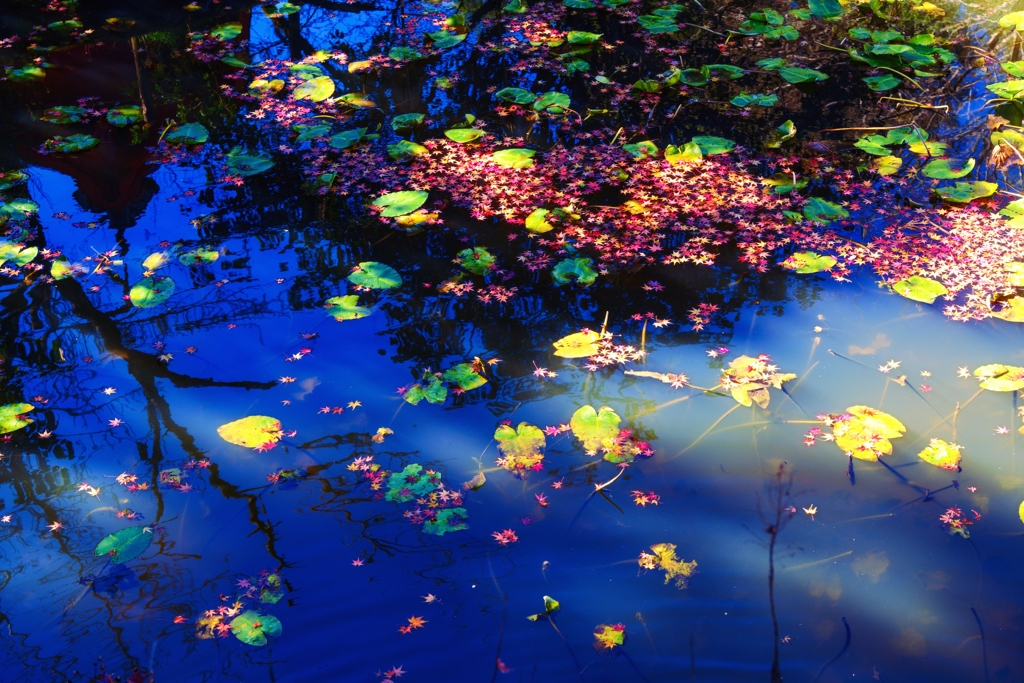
(917, 438, 962, 470)
(974, 364, 1024, 391)
(217, 416, 283, 448)
(552, 330, 602, 358)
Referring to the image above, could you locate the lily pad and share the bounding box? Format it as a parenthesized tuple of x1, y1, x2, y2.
(525, 208, 554, 233)
(225, 149, 274, 176)
(0, 199, 39, 220)
(217, 416, 283, 448)
(494, 87, 535, 104)
(934, 181, 998, 203)
(570, 405, 621, 453)
(94, 526, 153, 564)
(210, 23, 242, 41)
(992, 296, 1024, 322)
(456, 247, 495, 275)
(325, 294, 371, 320)
(404, 374, 447, 405)
(328, 128, 368, 150)
(389, 46, 424, 61)
(0, 242, 38, 267)
(350, 259, 401, 286)
(720, 355, 796, 408)
(643, 543, 698, 589)
(917, 439, 962, 470)
(495, 422, 546, 472)
(423, 507, 469, 535)
(40, 106, 88, 124)
(973, 364, 1024, 391)
(802, 197, 849, 224)
(0, 403, 34, 434)
(665, 142, 703, 163)
(553, 330, 602, 358)
(534, 91, 570, 114)
(178, 248, 219, 266)
(832, 406, 905, 461)
(871, 155, 902, 176)
(552, 257, 597, 286)
(526, 595, 560, 621)
(165, 123, 209, 145)
(230, 611, 282, 647)
(594, 624, 626, 650)
(391, 113, 424, 133)
(44, 134, 99, 153)
(891, 276, 948, 303)
(388, 140, 428, 159)
(444, 128, 485, 143)
(106, 106, 142, 127)
(373, 190, 428, 217)
(442, 363, 487, 390)
(921, 158, 975, 179)
(778, 66, 828, 83)
(130, 277, 175, 308)
(691, 136, 735, 155)
(781, 251, 837, 273)
(348, 261, 402, 289)
(292, 75, 335, 102)
(490, 149, 535, 169)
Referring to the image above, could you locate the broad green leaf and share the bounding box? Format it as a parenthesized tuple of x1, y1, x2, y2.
(706, 64, 746, 79)
(0, 170, 28, 192)
(491, 148, 535, 168)
(720, 354, 796, 408)
(921, 158, 975, 179)
(1002, 61, 1024, 78)
(391, 113, 424, 133)
(992, 296, 1024, 322)
(444, 128, 484, 143)
(328, 128, 367, 150)
(404, 375, 447, 405)
(423, 507, 469, 535)
(249, 78, 284, 96)
(764, 120, 796, 149)
(891, 275, 947, 303)
(999, 11, 1024, 31)
(917, 439, 962, 470)
(730, 92, 778, 107)
(987, 80, 1024, 100)
(43, 134, 99, 153)
(624, 140, 658, 158)
(809, 0, 843, 19)
(691, 136, 735, 155)
(0, 403, 34, 433)
(504, 0, 528, 12)
(763, 172, 807, 194)
(570, 405, 621, 453)
(802, 197, 849, 224)
(217, 416, 283, 448)
(443, 363, 487, 390)
(106, 105, 142, 127)
(94, 526, 152, 564)
(130, 277, 175, 308)
(337, 93, 375, 108)
(594, 624, 626, 650)
(179, 248, 219, 266)
(495, 87, 535, 104)
(348, 261, 402, 289)
(230, 611, 282, 647)
(552, 257, 597, 285)
(778, 66, 828, 83)
(637, 15, 678, 32)
(665, 142, 703, 163)
(534, 91, 570, 114)
(781, 251, 836, 273)
(293, 124, 331, 143)
(373, 190, 428, 217)
(908, 140, 948, 156)
(165, 123, 209, 145)
(456, 247, 495, 275)
(388, 140, 428, 159)
(40, 106, 88, 124)
(325, 294, 371, 320)
(863, 74, 901, 91)
(6, 65, 45, 82)
(51, 257, 74, 280)
(142, 252, 169, 271)
(292, 75, 335, 102)
(871, 155, 902, 176)
(833, 406, 905, 461)
(210, 23, 242, 40)
(389, 46, 424, 61)
(0, 199, 39, 219)
(934, 181, 998, 203)
(525, 208, 554, 233)
(854, 135, 894, 156)
(567, 31, 602, 44)
(0, 242, 37, 267)
(526, 595, 560, 621)
(553, 330, 602, 358)
(426, 30, 466, 49)
(225, 149, 274, 176)
(756, 57, 787, 70)
(974, 364, 1024, 391)
(564, 0, 596, 7)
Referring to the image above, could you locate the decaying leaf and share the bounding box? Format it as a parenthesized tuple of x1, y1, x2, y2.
(638, 543, 698, 589)
(719, 354, 796, 408)
(526, 595, 560, 621)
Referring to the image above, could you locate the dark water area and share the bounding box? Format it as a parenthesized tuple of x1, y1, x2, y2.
(2, 0, 1024, 681)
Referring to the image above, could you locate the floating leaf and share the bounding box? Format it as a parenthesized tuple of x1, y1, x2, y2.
(553, 330, 602, 358)
(525, 208, 554, 233)
(871, 155, 902, 176)
(802, 197, 849, 224)
(348, 261, 402, 289)
(426, 30, 466, 49)
(165, 123, 209, 145)
(665, 142, 703, 163)
(210, 23, 242, 41)
(854, 135, 894, 156)
(328, 128, 368, 150)
(534, 91, 570, 114)
(130, 277, 175, 308)
(0, 403, 34, 434)
(778, 66, 828, 83)
(456, 247, 495, 275)
(388, 140, 428, 159)
(921, 158, 975, 179)
(51, 257, 74, 280)
(764, 120, 796, 149)
(891, 276, 948, 303)
(691, 136, 734, 155)
(225, 149, 274, 176)
(444, 128, 484, 143)
(567, 31, 602, 44)
(6, 65, 45, 82)
(730, 92, 778, 107)
(0, 242, 37, 267)
(230, 611, 282, 647)
(386, 463, 440, 501)
(390, 113, 424, 133)
(404, 374, 447, 405)
(526, 596, 560, 621)
(94, 526, 152, 564)
(781, 251, 837, 274)
(423, 507, 469, 535)
(640, 543, 698, 589)
(570, 405, 621, 453)
(973, 364, 1024, 392)
(495, 422, 546, 472)
(720, 354, 796, 408)
(292, 75, 335, 102)
(337, 93, 376, 108)
(0, 199, 39, 220)
(624, 140, 658, 158)
(832, 406, 905, 461)
(992, 296, 1024, 322)
(218, 416, 283, 448)
(442, 363, 487, 390)
(863, 73, 901, 91)
(325, 294, 371, 321)
(494, 87, 535, 104)
(490, 149, 535, 168)
(594, 624, 626, 650)
(389, 46, 424, 61)
(917, 439, 962, 470)
(44, 134, 99, 153)
(373, 191, 428, 217)
(249, 78, 284, 96)
(142, 252, 169, 271)
(504, 0, 528, 13)
(552, 257, 597, 286)
(40, 106, 88, 124)
(934, 181, 998, 203)
(637, 14, 678, 33)
(809, 0, 843, 19)
(179, 248, 219, 266)
(106, 106, 142, 127)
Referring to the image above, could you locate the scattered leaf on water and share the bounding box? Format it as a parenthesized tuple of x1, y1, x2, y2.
(0, 403, 34, 434)
(593, 623, 626, 650)
(781, 251, 837, 274)
(495, 422, 546, 473)
(832, 406, 905, 461)
(130, 277, 175, 308)
(553, 330, 603, 358)
(372, 191, 428, 217)
(719, 355, 796, 408)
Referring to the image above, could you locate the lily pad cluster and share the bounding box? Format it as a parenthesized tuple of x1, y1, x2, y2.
(825, 406, 906, 461)
(718, 354, 796, 409)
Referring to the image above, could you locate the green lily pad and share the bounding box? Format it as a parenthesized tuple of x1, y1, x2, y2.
(217, 415, 283, 448)
(0, 242, 37, 267)
(6, 65, 46, 82)
(44, 134, 98, 153)
(871, 155, 902, 176)
(934, 181, 998, 203)
(0, 199, 39, 220)
(490, 149, 535, 168)
(388, 140, 428, 159)
(534, 91, 570, 114)
(802, 197, 849, 224)
(524, 208, 554, 233)
(781, 251, 837, 274)
(891, 275, 948, 303)
(94, 526, 153, 564)
(778, 66, 828, 83)
(178, 248, 219, 266)
(292, 75, 335, 102)
(444, 128, 485, 143)
(40, 106, 88, 124)
(495, 87, 536, 104)
(917, 439, 962, 470)
(50, 257, 74, 280)
(425, 30, 466, 49)
(225, 149, 274, 177)
(325, 294, 371, 320)
(405, 374, 447, 405)
(0, 403, 34, 434)
(570, 405, 621, 453)
(389, 46, 425, 61)
(552, 257, 597, 286)
(973, 364, 1024, 391)
(165, 123, 209, 145)
(423, 507, 469, 535)
(391, 113, 424, 133)
(442, 363, 487, 390)
(691, 136, 735, 155)
(921, 158, 975, 179)
(624, 140, 658, 158)
(553, 330, 602, 358)
(0, 170, 28, 192)
(106, 106, 142, 127)
(730, 92, 778, 107)
(833, 406, 905, 461)
(457, 247, 495, 275)
(348, 261, 402, 289)
(992, 296, 1024, 322)
(338, 93, 376, 108)
(908, 140, 948, 156)
(809, 0, 843, 18)
(495, 422, 546, 472)
(328, 128, 368, 150)
(373, 190, 428, 217)
(863, 73, 901, 91)
(230, 611, 282, 647)
(567, 31, 601, 44)
(526, 595, 561, 621)
(665, 142, 703, 163)
(130, 277, 175, 308)
(142, 252, 169, 271)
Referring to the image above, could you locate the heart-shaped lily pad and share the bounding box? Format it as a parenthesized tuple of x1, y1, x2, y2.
(348, 261, 402, 289)
(372, 190, 428, 217)
(570, 405, 621, 453)
(891, 276, 948, 304)
(230, 611, 282, 646)
(94, 526, 153, 564)
(325, 294, 371, 320)
(495, 422, 545, 472)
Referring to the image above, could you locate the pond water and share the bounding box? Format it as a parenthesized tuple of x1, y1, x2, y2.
(2, 0, 1024, 681)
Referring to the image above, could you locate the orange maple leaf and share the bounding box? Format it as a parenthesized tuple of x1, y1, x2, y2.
(407, 616, 427, 629)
